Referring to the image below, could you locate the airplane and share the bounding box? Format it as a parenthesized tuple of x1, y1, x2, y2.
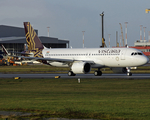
(21, 22, 149, 76)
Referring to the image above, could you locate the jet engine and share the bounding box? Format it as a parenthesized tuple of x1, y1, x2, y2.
(71, 62, 91, 74)
(111, 67, 127, 73)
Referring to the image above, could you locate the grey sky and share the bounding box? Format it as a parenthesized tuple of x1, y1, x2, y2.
(0, 0, 150, 48)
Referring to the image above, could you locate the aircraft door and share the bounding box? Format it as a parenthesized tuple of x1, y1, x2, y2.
(88, 53, 91, 58)
(121, 50, 126, 60)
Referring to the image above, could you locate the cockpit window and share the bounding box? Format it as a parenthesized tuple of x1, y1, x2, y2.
(138, 52, 142, 55)
(131, 52, 143, 56)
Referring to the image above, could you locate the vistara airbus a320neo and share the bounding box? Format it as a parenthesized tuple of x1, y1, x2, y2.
(21, 22, 149, 76)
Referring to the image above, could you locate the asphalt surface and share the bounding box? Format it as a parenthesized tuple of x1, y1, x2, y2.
(0, 73, 150, 79)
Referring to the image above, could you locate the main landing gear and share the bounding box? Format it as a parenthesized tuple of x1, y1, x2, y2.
(94, 68, 102, 76)
(94, 71, 102, 76)
(68, 71, 76, 76)
(126, 67, 132, 76)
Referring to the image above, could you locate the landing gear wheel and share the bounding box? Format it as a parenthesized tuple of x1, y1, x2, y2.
(68, 71, 76, 76)
(126, 67, 132, 76)
(94, 71, 102, 76)
(127, 72, 132, 76)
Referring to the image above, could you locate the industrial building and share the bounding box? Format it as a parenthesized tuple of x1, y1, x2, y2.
(0, 25, 69, 54)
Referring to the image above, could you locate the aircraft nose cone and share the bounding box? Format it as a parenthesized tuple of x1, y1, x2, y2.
(142, 56, 149, 65)
(146, 56, 149, 64)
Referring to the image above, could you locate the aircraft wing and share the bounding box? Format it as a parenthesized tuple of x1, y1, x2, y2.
(8, 51, 32, 55)
(19, 56, 95, 64)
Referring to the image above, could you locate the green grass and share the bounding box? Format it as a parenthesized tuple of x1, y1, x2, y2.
(0, 65, 150, 74)
(0, 78, 150, 120)
(0, 65, 70, 73)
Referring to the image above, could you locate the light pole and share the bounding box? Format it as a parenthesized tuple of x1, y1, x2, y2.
(82, 31, 85, 48)
(108, 34, 111, 48)
(47, 27, 50, 37)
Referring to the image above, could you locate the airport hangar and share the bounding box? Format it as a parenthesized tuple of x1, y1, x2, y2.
(0, 25, 69, 55)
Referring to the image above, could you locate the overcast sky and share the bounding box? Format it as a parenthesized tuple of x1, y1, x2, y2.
(0, 0, 150, 48)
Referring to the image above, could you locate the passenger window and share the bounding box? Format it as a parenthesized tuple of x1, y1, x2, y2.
(134, 53, 137, 55)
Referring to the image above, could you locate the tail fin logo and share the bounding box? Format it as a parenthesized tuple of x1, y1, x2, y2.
(46, 51, 50, 54)
(24, 22, 44, 58)
(25, 22, 37, 51)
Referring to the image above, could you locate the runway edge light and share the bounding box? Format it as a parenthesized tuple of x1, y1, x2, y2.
(14, 77, 20, 80)
(78, 78, 80, 83)
(55, 76, 60, 79)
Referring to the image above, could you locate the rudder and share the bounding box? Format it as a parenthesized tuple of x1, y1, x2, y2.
(24, 22, 44, 58)
(24, 22, 44, 51)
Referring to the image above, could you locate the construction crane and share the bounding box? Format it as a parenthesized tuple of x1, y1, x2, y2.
(145, 9, 150, 13)
(100, 12, 107, 47)
(119, 23, 125, 47)
(116, 31, 119, 47)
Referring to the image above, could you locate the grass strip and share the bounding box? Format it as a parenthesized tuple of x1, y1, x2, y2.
(0, 78, 150, 119)
(0, 65, 150, 74)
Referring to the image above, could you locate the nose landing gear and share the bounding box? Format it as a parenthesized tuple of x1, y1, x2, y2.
(126, 67, 132, 76)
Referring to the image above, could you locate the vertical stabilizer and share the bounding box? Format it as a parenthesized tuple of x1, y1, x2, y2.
(24, 22, 44, 51)
(24, 22, 44, 58)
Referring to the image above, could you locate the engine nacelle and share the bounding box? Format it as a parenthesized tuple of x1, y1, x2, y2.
(111, 67, 127, 73)
(71, 62, 91, 74)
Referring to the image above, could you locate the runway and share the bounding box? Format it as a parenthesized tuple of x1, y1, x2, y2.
(0, 73, 150, 79)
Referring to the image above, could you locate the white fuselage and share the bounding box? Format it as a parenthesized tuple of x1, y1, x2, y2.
(42, 47, 149, 68)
